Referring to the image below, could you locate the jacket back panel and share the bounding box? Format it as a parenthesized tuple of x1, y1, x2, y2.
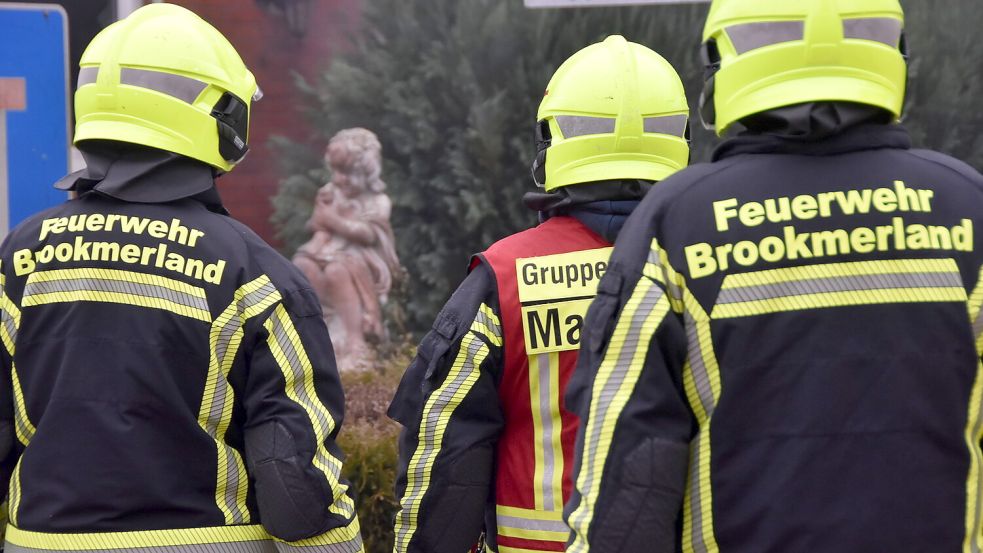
(0, 194, 313, 532)
(615, 140, 983, 552)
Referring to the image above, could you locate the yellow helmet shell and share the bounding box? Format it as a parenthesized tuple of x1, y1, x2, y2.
(702, 0, 906, 135)
(74, 4, 257, 172)
(537, 35, 690, 192)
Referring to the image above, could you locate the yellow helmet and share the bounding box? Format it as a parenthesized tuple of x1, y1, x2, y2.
(74, 4, 259, 173)
(700, 0, 907, 135)
(533, 35, 690, 192)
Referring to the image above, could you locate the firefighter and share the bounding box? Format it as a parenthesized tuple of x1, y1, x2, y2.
(566, 0, 983, 552)
(0, 5, 362, 552)
(387, 35, 690, 553)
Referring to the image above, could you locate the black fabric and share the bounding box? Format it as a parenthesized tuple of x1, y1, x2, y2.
(416, 445, 494, 553)
(735, 101, 893, 139)
(566, 121, 983, 552)
(56, 141, 227, 213)
(588, 438, 689, 553)
(244, 421, 334, 541)
(713, 121, 911, 162)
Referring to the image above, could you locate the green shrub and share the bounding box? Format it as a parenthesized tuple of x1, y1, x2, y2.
(338, 343, 414, 553)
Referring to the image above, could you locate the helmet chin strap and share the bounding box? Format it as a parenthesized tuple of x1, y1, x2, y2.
(531, 119, 551, 189)
(698, 39, 721, 131)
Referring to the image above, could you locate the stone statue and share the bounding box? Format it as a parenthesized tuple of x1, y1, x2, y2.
(293, 128, 402, 371)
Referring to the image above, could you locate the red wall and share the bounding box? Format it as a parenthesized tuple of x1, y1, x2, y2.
(168, 0, 362, 246)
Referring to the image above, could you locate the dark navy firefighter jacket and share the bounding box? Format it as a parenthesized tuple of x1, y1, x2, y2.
(0, 144, 363, 553)
(565, 123, 983, 553)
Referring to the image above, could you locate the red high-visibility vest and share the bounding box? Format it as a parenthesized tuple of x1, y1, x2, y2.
(476, 216, 612, 553)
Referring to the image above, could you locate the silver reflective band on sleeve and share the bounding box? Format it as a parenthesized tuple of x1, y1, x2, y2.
(77, 67, 99, 88)
(644, 114, 688, 137)
(843, 17, 903, 47)
(725, 20, 805, 55)
(555, 115, 616, 139)
(120, 68, 208, 104)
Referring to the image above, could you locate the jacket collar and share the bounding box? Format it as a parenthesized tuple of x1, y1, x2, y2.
(713, 122, 911, 161)
(55, 141, 229, 214)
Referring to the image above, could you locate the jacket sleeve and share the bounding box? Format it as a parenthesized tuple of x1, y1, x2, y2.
(388, 263, 505, 553)
(0, 260, 17, 537)
(563, 232, 694, 553)
(240, 278, 362, 552)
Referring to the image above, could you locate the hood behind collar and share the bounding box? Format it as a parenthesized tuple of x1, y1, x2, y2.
(56, 141, 225, 212)
(523, 179, 652, 214)
(733, 101, 893, 140)
(713, 103, 911, 162)
(523, 179, 652, 243)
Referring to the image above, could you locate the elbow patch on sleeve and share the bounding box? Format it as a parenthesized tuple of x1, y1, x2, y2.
(245, 421, 337, 542)
(0, 420, 11, 460)
(589, 437, 689, 553)
(416, 443, 493, 553)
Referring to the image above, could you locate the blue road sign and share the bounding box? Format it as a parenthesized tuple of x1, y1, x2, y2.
(0, 3, 70, 238)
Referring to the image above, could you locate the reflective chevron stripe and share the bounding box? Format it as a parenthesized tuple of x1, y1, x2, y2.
(200, 275, 280, 524)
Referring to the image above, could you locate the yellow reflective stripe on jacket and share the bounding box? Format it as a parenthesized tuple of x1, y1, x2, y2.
(21, 268, 211, 322)
(8, 460, 24, 528)
(529, 352, 564, 512)
(496, 504, 569, 543)
(4, 520, 363, 553)
(10, 367, 33, 446)
(0, 282, 19, 357)
(963, 265, 983, 553)
(393, 307, 494, 552)
(567, 275, 671, 553)
(680, 308, 721, 553)
(5, 524, 275, 552)
(273, 517, 364, 553)
(199, 275, 281, 524)
(712, 258, 966, 318)
(2, 265, 31, 529)
(650, 238, 722, 553)
(475, 303, 503, 347)
(264, 303, 355, 518)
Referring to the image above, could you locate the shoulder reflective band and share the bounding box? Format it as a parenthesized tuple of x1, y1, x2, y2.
(843, 17, 903, 47)
(120, 67, 208, 104)
(644, 114, 688, 137)
(725, 20, 805, 55)
(555, 115, 616, 139)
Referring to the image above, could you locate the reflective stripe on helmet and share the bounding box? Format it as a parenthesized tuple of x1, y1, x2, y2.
(120, 67, 208, 104)
(555, 115, 616, 138)
(644, 114, 689, 137)
(725, 20, 805, 55)
(843, 17, 903, 47)
(77, 67, 99, 88)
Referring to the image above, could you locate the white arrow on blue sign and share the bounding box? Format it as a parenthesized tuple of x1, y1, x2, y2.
(0, 3, 71, 241)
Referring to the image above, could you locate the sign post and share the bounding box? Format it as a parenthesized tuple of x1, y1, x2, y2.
(0, 4, 71, 240)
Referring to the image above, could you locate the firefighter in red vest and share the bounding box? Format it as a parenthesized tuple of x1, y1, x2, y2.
(388, 35, 690, 553)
